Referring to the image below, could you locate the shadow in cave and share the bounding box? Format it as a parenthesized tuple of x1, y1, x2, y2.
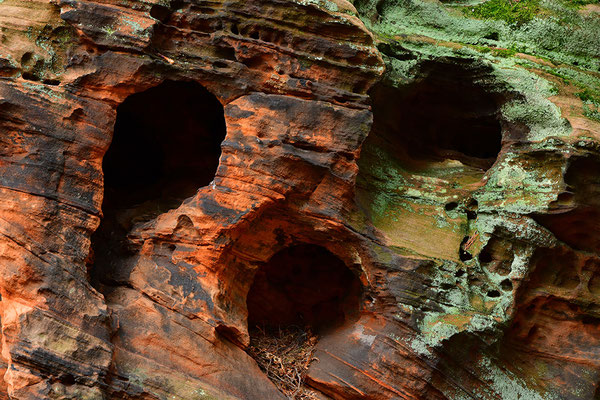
(246, 244, 362, 397)
(89, 80, 226, 289)
(532, 156, 600, 254)
(247, 244, 362, 333)
(363, 60, 506, 173)
(354, 59, 512, 230)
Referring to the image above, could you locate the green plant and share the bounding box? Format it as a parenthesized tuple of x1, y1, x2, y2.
(101, 25, 116, 36)
(472, 45, 492, 53)
(464, 0, 541, 25)
(492, 47, 517, 57)
(583, 103, 600, 121)
(576, 88, 600, 103)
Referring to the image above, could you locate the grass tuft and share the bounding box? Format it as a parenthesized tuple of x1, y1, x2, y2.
(464, 0, 541, 25)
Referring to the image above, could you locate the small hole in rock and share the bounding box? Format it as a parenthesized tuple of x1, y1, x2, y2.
(250, 30, 259, 40)
(445, 202, 458, 211)
(20, 52, 34, 66)
(459, 249, 473, 262)
(213, 61, 229, 69)
(466, 210, 477, 220)
(43, 79, 61, 86)
(150, 4, 171, 22)
(455, 269, 465, 277)
(21, 72, 39, 81)
(487, 290, 501, 298)
(500, 279, 513, 291)
(231, 23, 239, 35)
(484, 31, 499, 41)
(61, 374, 76, 386)
(555, 192, 575, 204)
(214, 45, 237, 61)
(479, 249, 493, 264)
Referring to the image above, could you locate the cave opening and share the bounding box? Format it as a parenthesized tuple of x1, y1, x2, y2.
(533, 156, 600, 254)
(364, 61, 504, 172)
(246, 244, 362, 333)
(355, 60, 508, 246)
(246, 244, 362, 398)
(103, 80, 226, 212)
(89, 80, 226, 288)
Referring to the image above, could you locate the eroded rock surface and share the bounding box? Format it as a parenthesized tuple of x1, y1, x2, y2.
(1, 0, 600, 399)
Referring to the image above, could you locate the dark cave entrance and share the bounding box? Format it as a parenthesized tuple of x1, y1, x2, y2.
(89, 80, 226, 288)
(103, 80, 226, 212)
(356, 60, 509, 225)
(246, 244, 362, 332)
(364, 61, 505, 172)
(246, 244, 362, 397)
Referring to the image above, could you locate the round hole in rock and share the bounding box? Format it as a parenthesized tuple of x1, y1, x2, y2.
(357, 60, 506, 199)
(459, 249, 473, 262)
(246, 244, 362, 333)
(150, 4, 171, 22)
(445, 202, 458, 211)
(479, 251, 492, 265)
(500, 278, 513, 291)
(89, 80, 226, 288)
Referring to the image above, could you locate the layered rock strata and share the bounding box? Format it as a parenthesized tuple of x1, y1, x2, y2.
(1, 0, 600, 399)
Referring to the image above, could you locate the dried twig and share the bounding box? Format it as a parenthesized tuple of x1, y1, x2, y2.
(248, 326, 320, 400)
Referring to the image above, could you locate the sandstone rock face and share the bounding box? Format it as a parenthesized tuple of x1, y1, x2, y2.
(1, 0, 599, 399)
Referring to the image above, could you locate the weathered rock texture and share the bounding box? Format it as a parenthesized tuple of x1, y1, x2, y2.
(1, 0, 600, 398)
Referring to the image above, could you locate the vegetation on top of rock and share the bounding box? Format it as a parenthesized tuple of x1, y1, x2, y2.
(561, 0, 599, 8)
(354, 0, 600, 71)
(578, 87, 600, 121)
(464, 0, 542, 25)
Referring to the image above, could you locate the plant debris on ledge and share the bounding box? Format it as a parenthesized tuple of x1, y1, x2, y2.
(247, 326, 321, 400)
